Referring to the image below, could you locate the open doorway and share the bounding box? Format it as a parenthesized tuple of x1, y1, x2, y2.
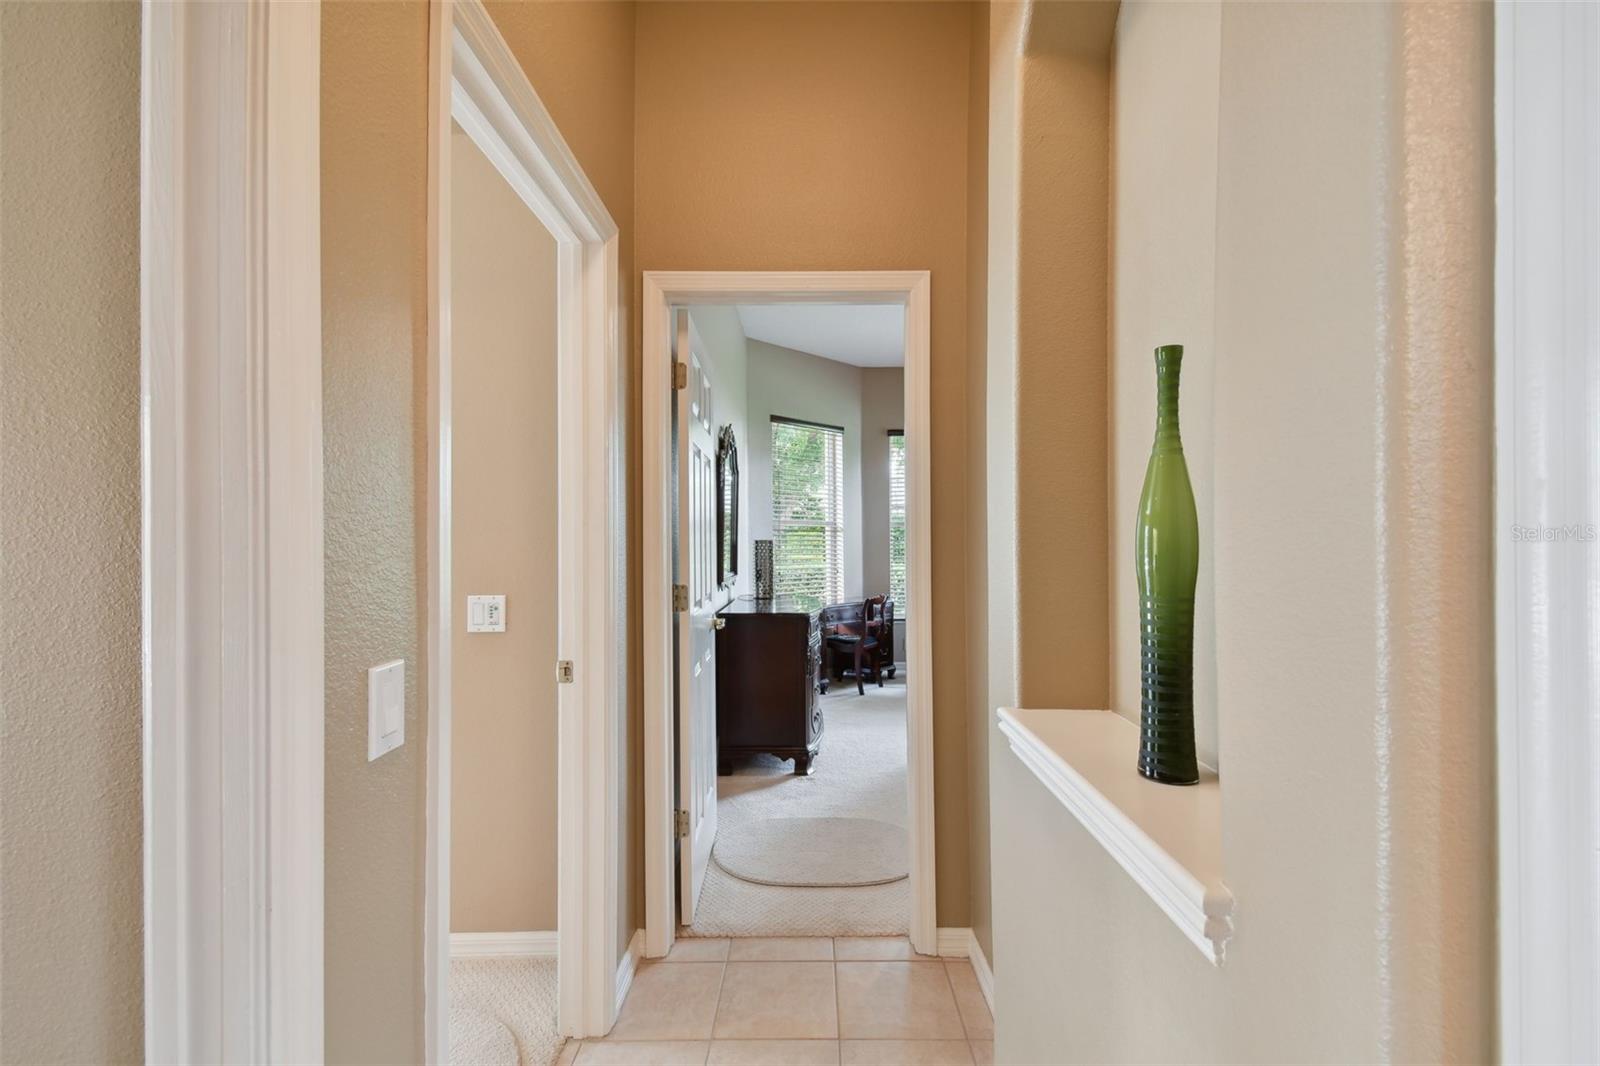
(424, 3, 622, 1061)
(679, 303, 912, 938)
(642, 272, 936, 960)
(442, 118, 564, 1064)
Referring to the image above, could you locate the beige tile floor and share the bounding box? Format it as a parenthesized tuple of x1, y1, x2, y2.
(561, 937, 994, 1066)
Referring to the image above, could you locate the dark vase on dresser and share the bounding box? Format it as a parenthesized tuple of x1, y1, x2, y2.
(715, 595, 823, 775)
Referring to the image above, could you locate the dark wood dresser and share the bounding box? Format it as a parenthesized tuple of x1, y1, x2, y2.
(715, 595, 823, 775)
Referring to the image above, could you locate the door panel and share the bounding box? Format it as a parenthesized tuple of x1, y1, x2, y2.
(676, 311, 719, 924)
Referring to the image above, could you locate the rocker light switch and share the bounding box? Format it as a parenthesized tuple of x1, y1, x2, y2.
(368, 659, 405, 761)
(467, 594, 506, 633)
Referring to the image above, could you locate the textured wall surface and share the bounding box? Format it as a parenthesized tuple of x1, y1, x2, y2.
(989, 2, 1495, 1061)
(0, 4, 144, 1061)
(635, 0, 976, 926)
(449, 129, 561, 935)
(321, 3, 429, 1061)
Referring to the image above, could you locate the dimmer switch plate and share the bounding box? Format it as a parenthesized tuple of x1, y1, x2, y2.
(367, 659, 405, 761)
(467, 594, 506, 633)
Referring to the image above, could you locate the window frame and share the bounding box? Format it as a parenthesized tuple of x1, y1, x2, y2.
(888, 429, 908, 616)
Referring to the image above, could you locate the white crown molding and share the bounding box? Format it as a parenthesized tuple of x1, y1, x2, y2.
(997, 708, 1234, 966)
(450, 931, 559, 959)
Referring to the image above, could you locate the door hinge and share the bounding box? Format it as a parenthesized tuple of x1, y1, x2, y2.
(673, 584, 689, 611)
(556, 659, 574, 684)
(675, 809, 690, 837)
(672, 361, 688, 390)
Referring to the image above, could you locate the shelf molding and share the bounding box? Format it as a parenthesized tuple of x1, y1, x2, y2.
(998, 707, 1234, 965)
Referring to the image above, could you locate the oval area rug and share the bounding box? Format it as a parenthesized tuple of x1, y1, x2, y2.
(712, 816, 908, 887)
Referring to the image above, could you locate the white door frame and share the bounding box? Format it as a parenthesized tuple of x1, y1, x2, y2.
(641, 271, 936, 958)
(426, 0, 623, 1053)
(141, 1, 324, 1060)
(1494, 2, 1600, 1062)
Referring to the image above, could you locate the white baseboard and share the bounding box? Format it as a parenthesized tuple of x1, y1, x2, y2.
(450, 930, 558, 959)
(615, 928, 643, 1017)
(936, 927, 995, 1016)
(968, 934, 994, 1015)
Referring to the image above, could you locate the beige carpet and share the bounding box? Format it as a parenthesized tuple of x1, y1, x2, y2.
(450, 956, 563, 1065)
(686, 675, 910, 936)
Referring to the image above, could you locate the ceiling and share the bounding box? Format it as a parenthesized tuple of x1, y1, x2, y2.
(735, 303, 905, 368)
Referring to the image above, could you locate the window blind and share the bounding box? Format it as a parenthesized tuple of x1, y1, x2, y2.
(889, 431, 907, 613)
(770, 417, 844, 602)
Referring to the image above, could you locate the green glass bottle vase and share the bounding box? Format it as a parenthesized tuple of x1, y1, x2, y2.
(1135, 344, 1200, 785)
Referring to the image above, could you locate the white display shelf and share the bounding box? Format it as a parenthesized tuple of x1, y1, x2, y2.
(997, 707, 1234, 965)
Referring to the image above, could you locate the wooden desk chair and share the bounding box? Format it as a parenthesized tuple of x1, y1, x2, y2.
(824, 595, 886, 695)
(878, 598, 897, 680)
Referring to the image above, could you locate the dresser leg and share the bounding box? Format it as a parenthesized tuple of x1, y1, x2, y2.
(793, 752, 814, 776)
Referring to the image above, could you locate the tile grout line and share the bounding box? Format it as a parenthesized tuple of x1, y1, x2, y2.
(832, 937, 843, 1047)
(940, 956, 975, 1049)
(705, 955, 729, 1056)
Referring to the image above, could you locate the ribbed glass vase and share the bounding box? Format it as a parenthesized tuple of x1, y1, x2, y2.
(1135, 344, 1200, 785)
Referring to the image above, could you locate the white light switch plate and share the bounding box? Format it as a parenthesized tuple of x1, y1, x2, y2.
(368, 659, 405, 761)
(466, 594, 506, 633)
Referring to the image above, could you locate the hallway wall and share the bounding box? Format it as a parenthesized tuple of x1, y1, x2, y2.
(321, 3, 637, 1059)
(977, 0, 1118, 978)
(635, 0, 978, 930)
(0, 4, 143, 1059)
(987, 2, 1495, 1060)
(321, 5, 430, 1059)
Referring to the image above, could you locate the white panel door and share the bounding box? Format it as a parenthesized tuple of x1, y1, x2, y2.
(675, 311, 719, 924)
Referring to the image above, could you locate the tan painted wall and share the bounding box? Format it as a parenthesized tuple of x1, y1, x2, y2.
(636, 0, 976, 927)
(1108, 0, 1221, 767)
(321, 4, 638, 1056)
(321, 4, 430, 1060)
(1013, 2, 1116, 712)
(449, 127, 561, 934)
(0, 4, 143, 1060)
(989, 3, 1495, 1061)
